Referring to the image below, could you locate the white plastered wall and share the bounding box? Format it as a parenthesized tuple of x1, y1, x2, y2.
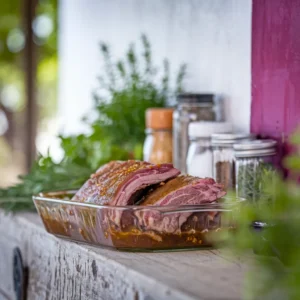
(58, 0, 252, 134)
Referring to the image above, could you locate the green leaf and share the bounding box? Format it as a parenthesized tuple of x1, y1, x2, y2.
(284, 155, 300, 171)
(289, 130, 300, 145)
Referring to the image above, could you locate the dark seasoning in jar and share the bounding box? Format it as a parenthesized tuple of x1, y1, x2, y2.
(212, 133, 255, 190)
(216, 161, 236, 189)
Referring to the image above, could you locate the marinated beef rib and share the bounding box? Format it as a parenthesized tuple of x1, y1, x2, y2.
(140, 176, 226, 206)
(134, 176, 226, 233)
(72, 160, 180, 205)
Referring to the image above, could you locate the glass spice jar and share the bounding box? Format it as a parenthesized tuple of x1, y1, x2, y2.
(173, 93, 220, 173)
(186, 122, 232, 178)
(234, 140, 277, 203)
(211, 133, 255, 190)
(143, 108, 174, 164)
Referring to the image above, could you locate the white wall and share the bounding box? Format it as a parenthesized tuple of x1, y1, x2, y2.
(58, 0, 252, 134)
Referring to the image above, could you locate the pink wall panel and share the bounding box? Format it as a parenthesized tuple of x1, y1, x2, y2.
(251, 0, 300, 141)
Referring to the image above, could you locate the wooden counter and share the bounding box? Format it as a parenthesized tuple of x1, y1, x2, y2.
(0, 210, 245, 300)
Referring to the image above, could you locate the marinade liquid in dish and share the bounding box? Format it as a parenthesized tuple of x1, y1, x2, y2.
(33, 160, 239, 251)
(33, 191, 238, 251)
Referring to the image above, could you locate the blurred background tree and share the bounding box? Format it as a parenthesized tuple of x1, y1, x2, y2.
(0, 0, 58, 187)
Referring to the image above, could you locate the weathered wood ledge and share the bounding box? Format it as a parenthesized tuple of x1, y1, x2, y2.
(0, 209, 245, 300)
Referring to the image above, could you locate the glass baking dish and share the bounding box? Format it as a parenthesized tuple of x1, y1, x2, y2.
(33, 191, 242, 252)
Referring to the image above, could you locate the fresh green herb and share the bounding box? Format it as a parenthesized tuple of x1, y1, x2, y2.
(231, 130, 300, 299)
(0, 34, 186, 212)
(237, 161, 275, 203)
(91, 34, 186, 151)
(0, 155, 92, 211)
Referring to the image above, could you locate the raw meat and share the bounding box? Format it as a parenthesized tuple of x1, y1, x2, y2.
(134, 176, 226, 233)
(72, 160, 180, 206)
(140, 176, 226, 206)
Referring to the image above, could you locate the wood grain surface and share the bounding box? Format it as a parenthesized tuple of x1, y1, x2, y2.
(0, 210, 245, 300)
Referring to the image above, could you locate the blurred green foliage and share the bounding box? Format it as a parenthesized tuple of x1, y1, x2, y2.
(0, 0, 58, 117)
(0, 155, 91, 211)
(0, 0, 58, 189)
(92, 35, 185, 150)
(60, 34, 185, 167)
(0, 0, 58, 190)
(0, 34, 186, 211)
(0, 1, 21, 62)
(231, 130, 300, 299)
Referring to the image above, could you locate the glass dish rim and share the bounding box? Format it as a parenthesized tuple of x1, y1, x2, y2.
(32, 190, 245, 212)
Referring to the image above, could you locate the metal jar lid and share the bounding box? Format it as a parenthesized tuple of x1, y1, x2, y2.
(211, 133, 255, 145)
(234, 139, 277, 157)
(177, 93, 215, 104)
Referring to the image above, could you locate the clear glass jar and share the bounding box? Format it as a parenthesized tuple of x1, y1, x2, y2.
(144, 129, 173, 164)
(212, 133, 255, 190)
(173, 94, 220, 173)
(143, 108, 173, 164)
(234, 140, 277, 203)
(186, 122, 232, 178)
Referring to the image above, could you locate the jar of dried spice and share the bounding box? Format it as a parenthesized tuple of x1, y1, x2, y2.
(234, 140, 277, 203)
(143, 108, 174, 164)
(211, 133, 255, 190)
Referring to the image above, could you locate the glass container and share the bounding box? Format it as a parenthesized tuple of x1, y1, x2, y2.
(212, 133, 255, 190)
(186, 122, 232, 178)
(234, 140, 277, 203)
(173, 94, 220, 173)
(33, 191, 243, 252)
(143, 108, 173, 164)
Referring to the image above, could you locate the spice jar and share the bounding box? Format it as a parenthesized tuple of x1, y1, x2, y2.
(173, 93, 220, 173)
(186, 122, 232, 178)
(143, 108, 174, 164)
(211, 133, 255, 190)
(234, 140, 277, 203)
